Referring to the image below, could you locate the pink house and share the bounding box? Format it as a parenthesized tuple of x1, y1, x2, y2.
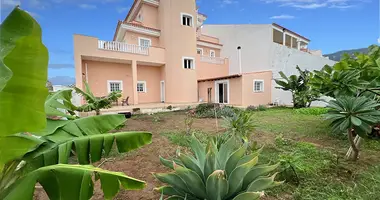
(74, 0, 327, 107)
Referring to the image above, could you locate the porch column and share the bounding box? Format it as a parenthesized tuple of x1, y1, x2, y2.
(132, 60, 138, 105)
(290, 37, 293, 48)
(282, 32, 286, 45)
(297, 41, 301, 50)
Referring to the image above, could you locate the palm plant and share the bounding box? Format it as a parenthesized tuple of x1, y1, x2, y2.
(222, 111, 256, 143)
(75, 81, 121, 115)
(154, 136, 281, 199)
(325, 96, 380, 160)
(0, 8, 152, 199)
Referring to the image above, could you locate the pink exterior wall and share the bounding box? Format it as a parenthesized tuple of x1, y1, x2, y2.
(158, 0, 198, 103)
(137, 4, 159, 29)
(123, 31, 160, 47)
(241, 71, 272, 106)
(82, 60, 134, 104)
(229, 78, 243, 105)
(196, 54, 229, 80)
(199, 34, 219, 44)
(137, 65, 162, 103)
(197, 45, 221, 57)
(198, 81, 214, 103)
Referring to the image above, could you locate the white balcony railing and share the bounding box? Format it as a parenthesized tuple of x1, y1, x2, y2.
(200, 56, 225, 65)
(98, 40, 149, 55)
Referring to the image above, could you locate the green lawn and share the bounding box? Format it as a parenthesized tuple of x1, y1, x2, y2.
(161, 108, 380, 200)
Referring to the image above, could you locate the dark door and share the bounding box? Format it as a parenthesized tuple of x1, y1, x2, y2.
(207, 88, 212, 103)
(218, 83, 224, 103)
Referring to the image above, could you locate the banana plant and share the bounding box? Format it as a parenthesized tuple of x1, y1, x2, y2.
(0, 7, 152, 200)
(154, 136, 282, 199)
(75, 81, 121, 115)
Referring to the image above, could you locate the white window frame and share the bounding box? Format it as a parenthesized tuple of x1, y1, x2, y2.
(107, 80, 123, 93)
(253, 79, 264, 93)
(210, 50, 216, 57)
(137, 81, 147, 93)
(182, 57, 195, 69)
(214, 79, 230, 104)
(138, 37, 151, 47)
(180, 12, 194, 27)
(197, 48, 204, 55)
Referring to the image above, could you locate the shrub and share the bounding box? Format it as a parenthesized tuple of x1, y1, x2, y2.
(222, 111, 256, 143)
(294, 107, 329, 115)
(246, 105, 257, 111)
(257, 105, 267, 111)
(154, 136, 282, 199)
(167, 105, 173, 110)
(195, 103, 238, 118)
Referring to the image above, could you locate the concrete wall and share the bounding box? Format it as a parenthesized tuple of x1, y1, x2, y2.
(123, 31, 160, 47)
(196, 54, 229, 80)
(198, 81, 214, 103)
(139, 4, 159, 29)
(196, 45, 220, 57)
(269, 43, 336, 105)
(202, 24, 273, 74)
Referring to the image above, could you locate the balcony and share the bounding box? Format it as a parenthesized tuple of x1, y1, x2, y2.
(200, 56, 226, 65)
(74, 34, 165, 65)
(98, 40, 149, 55)
(196, 55, 229, 80)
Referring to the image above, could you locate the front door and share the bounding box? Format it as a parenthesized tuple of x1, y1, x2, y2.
(160, 81, 165, 103)
(216, 81, 228, 104)
(207, 88, 212, 103)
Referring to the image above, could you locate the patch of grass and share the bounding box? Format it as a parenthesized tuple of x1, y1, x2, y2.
(161, 130, 210, 147)
(294, 107, 329, 115)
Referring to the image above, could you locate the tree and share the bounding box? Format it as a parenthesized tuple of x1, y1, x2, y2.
(75, 81, 122, 115)
(310, 45, 380, 160)
(0, 7, 151, 199)
(275, 66, 318, 108)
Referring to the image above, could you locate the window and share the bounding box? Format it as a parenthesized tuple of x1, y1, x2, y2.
(210, 50, 216, 57)
(183, 57, 195, 69)
(138, 37, 151, 47)
(181, 13, 193, 27)
(137, 81, 147, 92)
(253, 80, 264, 92)
(197, 48, 203, 55)
(107, 80, 123, 93)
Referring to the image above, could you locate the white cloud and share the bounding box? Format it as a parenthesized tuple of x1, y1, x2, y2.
(292, 3, 327, 8)
(79, 4, 97, 9)
(1, 0, 21, 8)
(270, 14, 295, 19)
(262, 0, 368, 10)
(116, 7, 129, 13)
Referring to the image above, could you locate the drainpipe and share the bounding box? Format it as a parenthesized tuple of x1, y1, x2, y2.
(237, 46, 242, 74)
(85, 63, 88, 83)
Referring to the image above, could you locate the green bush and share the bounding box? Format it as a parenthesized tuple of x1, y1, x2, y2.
(257, 105, 267, 111)
(294, 107, 329, 115)
(246, 105, 257, 111)
(195, 103, 238, 118)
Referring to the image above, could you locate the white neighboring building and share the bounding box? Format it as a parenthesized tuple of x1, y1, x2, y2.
(53, 85, 81, 107)
(202, 23, 336, 106)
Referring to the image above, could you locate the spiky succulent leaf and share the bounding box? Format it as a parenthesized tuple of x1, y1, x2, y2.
(174, 164, 207, 199)
(246, 173, 283, 192)
(232, 192, 261, 200)
(243, 163, 280, 189)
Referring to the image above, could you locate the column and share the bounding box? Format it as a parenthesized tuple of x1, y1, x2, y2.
(290, 37, 293, 48)
(132, 60, 138, 105)
(297, 41, 301, 50)
(282, 32, 286, 45)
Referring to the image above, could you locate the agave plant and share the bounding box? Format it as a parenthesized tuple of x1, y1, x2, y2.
(325, 96, 380, 160)
(154, 136, 281, 199)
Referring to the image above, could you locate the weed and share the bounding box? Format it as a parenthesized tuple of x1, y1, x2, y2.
(257, 104, 267, 111)
(294, 107, 329, 115)
(161, 130, 210, 147)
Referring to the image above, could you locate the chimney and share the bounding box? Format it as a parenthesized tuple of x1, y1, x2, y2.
(237, 46, 242, 74)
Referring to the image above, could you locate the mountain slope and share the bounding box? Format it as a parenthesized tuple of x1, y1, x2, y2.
(324, 48, 368, 61)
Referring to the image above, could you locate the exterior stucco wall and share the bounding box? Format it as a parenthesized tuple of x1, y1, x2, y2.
(199, 34, 219, 44)
(123, 31, 160, 47)
(139, 4, 159, 29)
(196, 55, 229, 80)
(269, 43, 336, 105)
(241, 71, 272, 106)
(158, 0, 198, 103)
(202, 24, 273, 75)
(82, 60, 134, 103)
(137, 65, 162, 103)
(196, 45, 221, 57)
(198, 81, 214, 103)
(229, 78, 242, 105)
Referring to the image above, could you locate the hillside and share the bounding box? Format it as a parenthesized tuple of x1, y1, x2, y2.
(324, 48, 368, 61)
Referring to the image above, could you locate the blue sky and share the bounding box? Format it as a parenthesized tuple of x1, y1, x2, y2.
(0, 0, 378, 85)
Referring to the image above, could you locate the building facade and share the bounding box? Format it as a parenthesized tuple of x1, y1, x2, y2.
(74, 0, 334, 107)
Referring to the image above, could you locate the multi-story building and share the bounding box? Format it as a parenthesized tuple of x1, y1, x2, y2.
(74, 0, 335, 107)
